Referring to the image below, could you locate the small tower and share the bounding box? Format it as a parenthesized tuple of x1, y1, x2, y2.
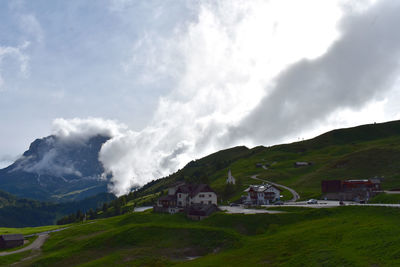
(226, 169, 236, 185)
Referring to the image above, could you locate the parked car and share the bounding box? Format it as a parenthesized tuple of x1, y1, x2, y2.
(339, 201, 345, 206)
(307, 199, 318, 204)
(229, 203, 240, 207)
(274, 201, 284, 205)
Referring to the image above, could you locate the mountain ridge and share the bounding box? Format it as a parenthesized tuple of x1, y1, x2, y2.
(130, 119, 400, 202)
(0, 134, 110, 202)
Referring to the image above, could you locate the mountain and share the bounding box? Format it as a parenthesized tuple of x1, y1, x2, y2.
(2, 119, 400, 208)
(0, 134, 110, 202)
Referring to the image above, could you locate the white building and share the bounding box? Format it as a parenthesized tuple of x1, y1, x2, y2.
(155, 183, 218, 214)
(244, 184, 281, 205)
(226, 169, 236, 185)
(177, 184, 217, 207)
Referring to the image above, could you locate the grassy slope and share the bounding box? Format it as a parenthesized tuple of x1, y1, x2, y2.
(183, 207, 400, 267)
(21, 211, 240, 266)
(4, 206, 400, 266)
(369, 193, 400, 204)
(131, 120, 400, 203)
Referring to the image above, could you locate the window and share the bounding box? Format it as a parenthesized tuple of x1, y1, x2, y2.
(199, 194, 204, 198)
(201, 201, 204, 204)
(208, 201, 212, 204)
(209, 194, 212, 197)
(178, 194, 181, 198)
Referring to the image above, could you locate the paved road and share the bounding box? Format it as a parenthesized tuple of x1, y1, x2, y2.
(250, 175, 300, 202)
(266, 200, 400, 208)
(219, 206, 284, 214)
(0, 234, 49, 256)
(23, 226, 70, 239)
(1, 226, 73, 257)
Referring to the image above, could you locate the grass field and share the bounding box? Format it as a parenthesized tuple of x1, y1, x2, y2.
(3, 205, 400, 266)
(369, 193, 400, 204)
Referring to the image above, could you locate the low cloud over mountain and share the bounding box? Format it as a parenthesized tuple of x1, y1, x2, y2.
(2, 1, 400, 197)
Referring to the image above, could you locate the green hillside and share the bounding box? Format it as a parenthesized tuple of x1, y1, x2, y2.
(55, 120, 400, 226)
(2, 120, 400, 265)
(3, 206, 400, 266)
(132, 120, 400, 202)
(0, 190, 115, 227)
(2, 120, 400, 227)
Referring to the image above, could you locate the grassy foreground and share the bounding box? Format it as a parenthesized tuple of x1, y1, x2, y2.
(3, 206, 400, 266)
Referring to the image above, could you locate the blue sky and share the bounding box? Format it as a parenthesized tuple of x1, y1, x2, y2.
(0, 0, 196, 159)
(1, 0, 400, 195)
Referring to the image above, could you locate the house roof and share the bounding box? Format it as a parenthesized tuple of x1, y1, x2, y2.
(176, 184, 193, 194)
(190, 184, 215, 197)
(0, 234, 24, 241)
(245, 184, 281, 192)
(175, 184, 216, 197)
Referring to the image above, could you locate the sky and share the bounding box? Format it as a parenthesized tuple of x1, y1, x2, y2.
(1, 0, 400, 195)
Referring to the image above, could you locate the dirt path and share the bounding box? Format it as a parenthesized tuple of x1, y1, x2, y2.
(250, 175, 300, 202)
(0, 234, 49, 256)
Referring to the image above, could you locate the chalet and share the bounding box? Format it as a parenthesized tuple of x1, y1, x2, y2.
(0, 234, 24, 249)
(321, 178, 382, 202)
(226, 169, 236, 185)
(244, 184, 281, 205)
(154, 183, 218, 216)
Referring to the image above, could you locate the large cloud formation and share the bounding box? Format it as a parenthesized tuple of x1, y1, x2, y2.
(226, 0, 400, 145)
(52, 0, 400, 196)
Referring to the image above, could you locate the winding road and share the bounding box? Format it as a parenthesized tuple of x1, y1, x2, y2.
(0, 234, 49, 256)
(250, 174, 300, 202)
(0, 226, 70, 257)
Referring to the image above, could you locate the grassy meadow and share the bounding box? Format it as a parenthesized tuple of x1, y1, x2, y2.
(2, 206, 400, 266)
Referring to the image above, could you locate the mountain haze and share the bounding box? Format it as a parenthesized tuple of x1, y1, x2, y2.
(0, 134, 110, 202)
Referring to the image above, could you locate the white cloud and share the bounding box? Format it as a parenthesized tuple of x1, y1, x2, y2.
(9, 0, 392, 198)
(10, 118, 129, 178)
(16, 149, 83, 177)
(0, 42, 30, 91)
(52, 118, 128, 142)
(98, 0, 348, 195)
(18, 13, 44, 43)
(0, 154, 19, 169)
(226, 0, 400, 147)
